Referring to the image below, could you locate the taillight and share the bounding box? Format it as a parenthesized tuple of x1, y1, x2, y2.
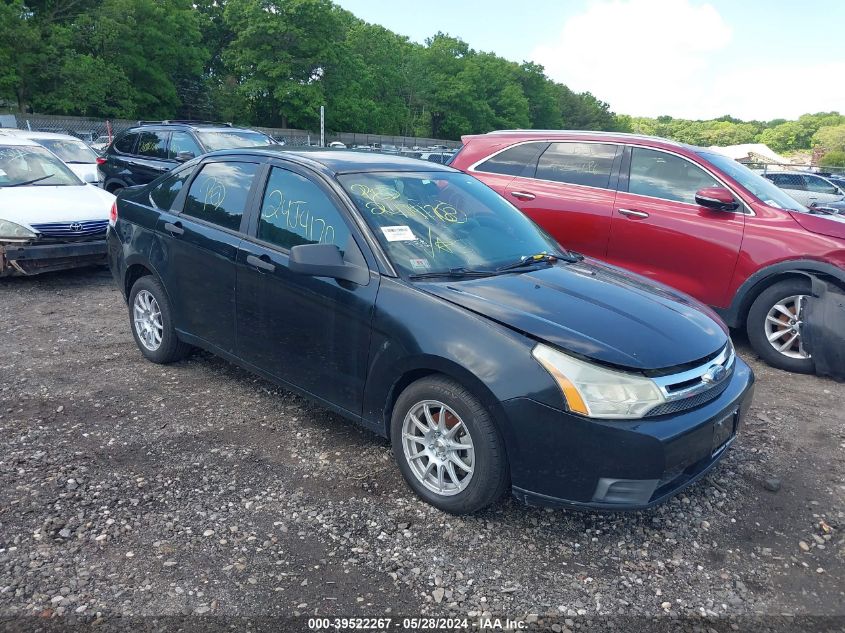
(96, 157, 107, 166)
(109, 202, 118, 227)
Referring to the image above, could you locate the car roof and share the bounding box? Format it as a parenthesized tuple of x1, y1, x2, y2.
(204, 147, 457, 175)
(0, 129, 83, 141)
(466, 129, 697, 151)
(0, 135, 41, 147)
(126, 122, 261, 134)
(763, 170, 822, 176)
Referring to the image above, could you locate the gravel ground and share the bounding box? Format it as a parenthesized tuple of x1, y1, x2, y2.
(0, 268, 843, 631)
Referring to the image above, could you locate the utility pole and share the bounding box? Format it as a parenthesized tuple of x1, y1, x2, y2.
(320, 106, 325, 148)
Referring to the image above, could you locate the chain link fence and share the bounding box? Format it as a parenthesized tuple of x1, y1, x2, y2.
(0, 113, 461, 155)
(741, 162, 845, 177)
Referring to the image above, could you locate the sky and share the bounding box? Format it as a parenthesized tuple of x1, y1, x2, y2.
(333, 0, 845, 122)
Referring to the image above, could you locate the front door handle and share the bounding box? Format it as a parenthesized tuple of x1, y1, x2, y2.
(510, 191, 536, 201)
(163, 221, 184, 235)
(617, 208, 650, 219)
(246, 254, 276, 273)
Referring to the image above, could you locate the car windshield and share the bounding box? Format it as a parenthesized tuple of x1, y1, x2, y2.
(697, 151, 807, 212)
(0, 145, 82, 187)
(196, 130, 275, 151)
(339, 171, 563, 276)
(38, 138, 98, 163)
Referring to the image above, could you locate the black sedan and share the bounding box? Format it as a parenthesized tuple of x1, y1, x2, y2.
(107, 149, 754, 514)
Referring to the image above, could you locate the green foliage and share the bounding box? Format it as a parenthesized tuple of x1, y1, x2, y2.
(819, 150, 845, 168)
(813, 124, 845, 153)
(1, 0, 839, 145)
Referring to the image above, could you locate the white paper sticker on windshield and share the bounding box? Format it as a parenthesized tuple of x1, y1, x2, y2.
(381, 225, 416, 242)
(410, 258, 430, 270)
(0, 169, 6, 176)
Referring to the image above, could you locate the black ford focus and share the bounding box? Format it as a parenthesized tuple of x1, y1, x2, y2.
(107, 149, 754, 514)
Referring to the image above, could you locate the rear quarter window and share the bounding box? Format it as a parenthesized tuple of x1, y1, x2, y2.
(113, 133, 138, 154)
(474, 142, 548, 178)
(149, 168, 194, 211)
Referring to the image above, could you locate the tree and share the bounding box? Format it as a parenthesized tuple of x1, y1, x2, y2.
(759, 122, 807, 153)
(813, 124, 845, 153)
(223, 0, 347, 129)
(819, 150, 845, 168)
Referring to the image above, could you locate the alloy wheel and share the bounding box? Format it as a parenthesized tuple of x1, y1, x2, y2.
(133, 289, 163, 351)
(764, 294, 810, 359)
(401, 400, 475, 496)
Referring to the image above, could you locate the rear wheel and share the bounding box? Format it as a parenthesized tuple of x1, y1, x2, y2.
(746, 279, 814, 373)
(391, 376, 508, 514)
(128, 275, 191, 364)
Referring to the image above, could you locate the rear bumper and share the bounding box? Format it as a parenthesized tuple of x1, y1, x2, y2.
(0, 240, 107, 276)
(503, 358, 755, 510)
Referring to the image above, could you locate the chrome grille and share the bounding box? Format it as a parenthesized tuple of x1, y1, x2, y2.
(30, 220, 108, 238)
(646, 342, 735, 417)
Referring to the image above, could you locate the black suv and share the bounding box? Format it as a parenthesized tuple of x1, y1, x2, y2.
(98, 121, 275, 193)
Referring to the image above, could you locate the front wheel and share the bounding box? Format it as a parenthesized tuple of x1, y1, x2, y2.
(391, 376, 509, 514)
(746, 279, 814, 374)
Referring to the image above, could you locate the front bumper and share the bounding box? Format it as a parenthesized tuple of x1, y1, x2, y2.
(0, 240, 108, 276)
(503, 358, 755, 510)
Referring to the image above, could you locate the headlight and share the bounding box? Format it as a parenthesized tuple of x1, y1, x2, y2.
(532, 344, 666, 419)
(0, 219, 36, 240)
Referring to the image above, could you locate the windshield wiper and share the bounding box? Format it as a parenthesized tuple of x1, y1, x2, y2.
(496, 251, 579, 272)
(5, 174, 54, 187)
(409, 267, 496, 280)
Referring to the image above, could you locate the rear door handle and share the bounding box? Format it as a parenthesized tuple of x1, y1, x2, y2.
(246, 254, 276, 273)
(617, 208, 650, 219)
(163, 221, 184, 235)
(510, 191, 536, 201)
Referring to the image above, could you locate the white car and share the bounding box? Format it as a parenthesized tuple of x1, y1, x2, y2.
(0, 129, 101, 185)
(762, 171, 845, 208)
(0, 136, 115, 276)
(328, 141, 347, 148)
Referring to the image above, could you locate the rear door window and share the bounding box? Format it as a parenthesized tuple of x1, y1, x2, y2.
(628, 148, 719, 204)
(769, 173, 806, 190)
(474, 142, 548, 178)
(257, 166, 351, 250)
(137, 132, 169, 159)
(182, 161, 259, 232)
(535, 142, 618, 189)
(113, 133, 138, 154)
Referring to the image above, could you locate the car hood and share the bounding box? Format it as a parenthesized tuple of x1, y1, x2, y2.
(0, 184, 115, 227)
(789, 210, 845, 240)
(417, 260, 728, 371)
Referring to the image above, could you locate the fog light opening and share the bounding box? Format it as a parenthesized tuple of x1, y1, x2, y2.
(592, 478, 659, 505)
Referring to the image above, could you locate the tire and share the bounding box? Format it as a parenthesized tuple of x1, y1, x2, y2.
(746, 278, 815, 374)
(127, 275, 191, 364)
(390, 375, 509, 514)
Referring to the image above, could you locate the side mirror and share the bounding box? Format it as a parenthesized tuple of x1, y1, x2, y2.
(82, 171, 98, 184)
(695, 186, 739, 212)
(288, 241, 369, 285)
(175, 151, 195, 162)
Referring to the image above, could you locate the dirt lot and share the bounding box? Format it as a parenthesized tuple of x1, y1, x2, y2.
(0, 268, 843, 631)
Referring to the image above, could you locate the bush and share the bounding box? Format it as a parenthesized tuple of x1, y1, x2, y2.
(820, 150, 845, 168)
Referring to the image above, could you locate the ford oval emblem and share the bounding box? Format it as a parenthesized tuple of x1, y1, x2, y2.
(702, 365, 727, 384)
(70, 222, 83, 232)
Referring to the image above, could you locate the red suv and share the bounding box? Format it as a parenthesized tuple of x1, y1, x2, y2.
(451, 131, 845, 373)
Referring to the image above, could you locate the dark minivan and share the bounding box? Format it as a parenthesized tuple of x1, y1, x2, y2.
(107, 149, 754, 514)
(98, 121, 275, 194)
